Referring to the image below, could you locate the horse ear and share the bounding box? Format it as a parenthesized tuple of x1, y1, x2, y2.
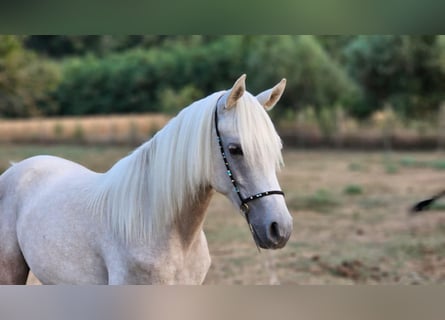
(224, 74, 246, 110)
(256, 78, 286, 111)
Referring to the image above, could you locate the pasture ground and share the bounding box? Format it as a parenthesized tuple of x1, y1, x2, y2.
(1, 144, 444, 284)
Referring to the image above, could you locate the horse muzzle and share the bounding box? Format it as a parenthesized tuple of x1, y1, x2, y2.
(252, 218, 292, 250)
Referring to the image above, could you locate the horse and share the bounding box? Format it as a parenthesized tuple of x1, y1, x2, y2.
(0, 74, 293, 284)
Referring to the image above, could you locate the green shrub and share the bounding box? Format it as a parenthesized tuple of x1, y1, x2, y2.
(348, 162, 363, 172)
(385, 163, 399, 174)
(73, 123, 85, 143)
(430, 201, 445, 210)
(399, 157, 421, 168)
(317, 106, 337, 138)
(53, 122, 64, 138)
(344, 36, 445, 118)
(302, 189, 340, 212)
(158, 85, 203, 114)
(50, 36, 362, 118)
(53, 38, 244, 116)
(0, 35, 61, 118)
(432, 160, 445, 170)
(343, 184, 363, 195)
(244, 36, 360, 112)
(398, 157, 445, 170)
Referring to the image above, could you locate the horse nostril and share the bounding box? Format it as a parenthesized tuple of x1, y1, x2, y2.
(269, 221, 281, 242)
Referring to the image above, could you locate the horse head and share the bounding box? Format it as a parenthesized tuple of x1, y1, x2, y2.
(210, 75, 293, 249)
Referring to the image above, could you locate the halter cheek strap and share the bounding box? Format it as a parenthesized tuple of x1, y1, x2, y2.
(214, 107, 285, 215)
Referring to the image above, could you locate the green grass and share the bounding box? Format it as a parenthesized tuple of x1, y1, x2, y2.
(399, 156, 423, 168)
(429, 201, 445, 211)
(53, 122, 64, 138)
(73, 123, 85, 143)
(358, 197, 387, 210)
(399, 157, 445, 171)
(384, 162, 399, 174)
(348, 162, 364, 172)
(431, 160, 445, 170)
(290, 189, 341, 213)
(343, 184, 363, 195)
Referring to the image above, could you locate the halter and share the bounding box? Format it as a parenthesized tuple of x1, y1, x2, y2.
(214, 102, 285, 249)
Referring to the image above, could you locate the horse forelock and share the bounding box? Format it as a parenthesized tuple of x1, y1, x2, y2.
(232, 93, 284, 171)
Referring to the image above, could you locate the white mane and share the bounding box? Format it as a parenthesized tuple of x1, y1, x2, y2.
(90, 91, 283, 243)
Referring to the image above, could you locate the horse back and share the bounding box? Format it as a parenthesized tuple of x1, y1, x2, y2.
(1, 155, 94, 197)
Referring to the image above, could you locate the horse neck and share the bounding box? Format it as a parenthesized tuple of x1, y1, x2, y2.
(174, 186, 214, 249)
(92, 93, 223, 244)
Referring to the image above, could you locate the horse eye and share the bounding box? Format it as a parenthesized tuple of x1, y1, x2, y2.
(228, 144, 243, 156)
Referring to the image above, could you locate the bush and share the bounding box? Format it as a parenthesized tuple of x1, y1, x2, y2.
(0, 36, 61, 118)
(158, 85, 203, 114)
(344, 36, 445, 118)
(343, 185, 363, 195)
(52, 38, 244, 116)
(243, 36, 360, 113)
(51, 36, 361, 118)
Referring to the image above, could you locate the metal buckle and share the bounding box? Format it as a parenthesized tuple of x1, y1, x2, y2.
(240, 203, 250, 214)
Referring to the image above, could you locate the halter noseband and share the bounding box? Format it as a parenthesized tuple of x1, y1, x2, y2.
(214, 104, 285, 215)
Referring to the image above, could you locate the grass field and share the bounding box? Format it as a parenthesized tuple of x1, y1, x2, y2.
(0, 114, 170, 145)
(1, 144, 445, 284)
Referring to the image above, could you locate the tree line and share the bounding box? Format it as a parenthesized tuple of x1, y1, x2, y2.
(1, 35, 445, 120)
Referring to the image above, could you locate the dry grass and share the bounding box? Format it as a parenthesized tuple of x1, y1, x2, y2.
(0, 114, 171, 145)
(208, 150, 445, 284)
(1, 145, 445, 284)
(1, 113, 442, 150)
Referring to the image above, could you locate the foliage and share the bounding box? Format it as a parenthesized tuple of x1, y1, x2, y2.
(158, 85, 203, 114)
(0, 35, 60, 117)
(399, 157, 445, 170)
(316, 36, 355, 62)
(289, 189, 341, 213)
(50, 35, 362, 117)
(343, 184, 363, 195)
(25, 36, 106, 58)
(52, 37, 244, 115)
(343, 35, 445, 118)
(244, 36, 360, 112)
(3, 35, 445, 121)
(24, 35, 222, 58)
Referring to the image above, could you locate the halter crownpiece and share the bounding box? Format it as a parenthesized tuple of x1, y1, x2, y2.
(214, 101, 285, 250)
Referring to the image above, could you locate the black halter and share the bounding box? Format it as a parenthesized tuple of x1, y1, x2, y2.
(214, 103, 285, 249)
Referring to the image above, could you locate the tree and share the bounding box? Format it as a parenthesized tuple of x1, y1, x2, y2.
(24, 36, 222, 58)
(52, 37, 244, 115)
(0, 36, 60, 117)
(343, 35, 445, 118)
(244, 35, 359, 113)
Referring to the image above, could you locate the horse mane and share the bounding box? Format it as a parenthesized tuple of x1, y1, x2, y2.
(232, 93, 283, 171)
(89, 90, 283, 243)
